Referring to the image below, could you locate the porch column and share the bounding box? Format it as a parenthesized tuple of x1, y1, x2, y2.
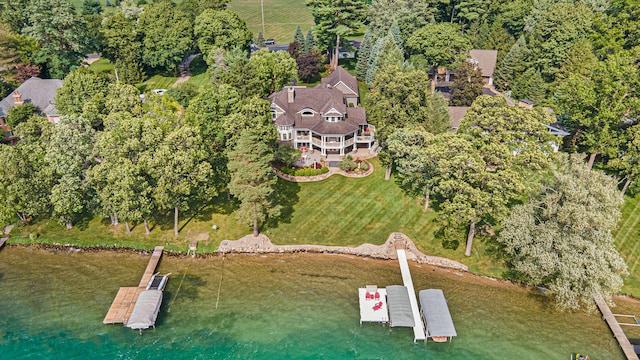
(322, 135, 326, 156)
(340, 136, 345, 155)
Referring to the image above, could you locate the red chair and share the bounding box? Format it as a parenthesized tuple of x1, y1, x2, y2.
(366, 292, 373, 300)
(374, 292, 380, 300)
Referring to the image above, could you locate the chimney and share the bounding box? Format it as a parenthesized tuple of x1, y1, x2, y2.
(287, 87, 295, 103)
(13, 91, 23, 106)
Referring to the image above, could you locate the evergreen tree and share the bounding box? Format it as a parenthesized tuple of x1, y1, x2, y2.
(304, 29, 316, 54)
(228, 128, 281, 237)
(389, 21, 403, 54)
(256, 32, 265, 47)
(493, 35, 528, 91)
(355, 30, 373, 80)
(365, 37, 385, 87)
(512, 67, 546, 105)
(293, 25, 305, 45)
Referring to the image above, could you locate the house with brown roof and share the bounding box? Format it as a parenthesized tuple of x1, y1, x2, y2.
(269, 67, 374, 156)
(0, 77, 63, 142)
(468, 49, 498, 86)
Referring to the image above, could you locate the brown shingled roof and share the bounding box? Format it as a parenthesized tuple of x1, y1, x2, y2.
(469, 50, 498, 78)
(320, 66, 358, 97)
(271, 85, 366, 136)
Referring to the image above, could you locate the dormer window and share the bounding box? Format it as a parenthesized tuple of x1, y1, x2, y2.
(324, 116, 343, 122)
(302, 110, 314, 116)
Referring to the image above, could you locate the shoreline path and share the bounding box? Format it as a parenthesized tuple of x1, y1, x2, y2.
(217, 232, 468, 271)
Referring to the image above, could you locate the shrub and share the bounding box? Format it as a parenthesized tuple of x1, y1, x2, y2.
(281, 166, 294, 175)
(360, 161, 369, 171)
(321, 167, 329, 174)
(339, 156, 356, 171)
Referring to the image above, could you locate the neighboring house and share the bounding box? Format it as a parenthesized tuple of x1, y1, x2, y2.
(468, 49, 498, 86)
(431, 49, 498, 86)
(0, 77, 63, 142)
(269, 66, 374, 157)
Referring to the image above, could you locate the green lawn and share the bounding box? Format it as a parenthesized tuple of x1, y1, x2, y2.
(87, 58, 114, 74)
(137, 73, 178, 93)
(14, 159, 505, 276)
(186, 55, 210, 87)
(228, 0, 314, 44)
(615, 195, 640, 296)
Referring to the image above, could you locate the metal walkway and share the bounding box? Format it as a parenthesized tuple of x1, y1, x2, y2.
(103, 246, 164, 325)
(396, 249, 426, 342)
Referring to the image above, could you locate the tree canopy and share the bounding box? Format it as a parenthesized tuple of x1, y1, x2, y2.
(498, 154, 627, 310)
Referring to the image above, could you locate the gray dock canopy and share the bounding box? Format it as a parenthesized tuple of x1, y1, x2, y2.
(126, 290, 163, 330)
(386, 285, 415, 328)
(419, 289, 457, 338)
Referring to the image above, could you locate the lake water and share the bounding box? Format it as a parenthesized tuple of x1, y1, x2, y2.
(0, 246, 632, 359)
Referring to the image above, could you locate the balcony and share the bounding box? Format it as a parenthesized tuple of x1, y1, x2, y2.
(356, 135, 373, 143)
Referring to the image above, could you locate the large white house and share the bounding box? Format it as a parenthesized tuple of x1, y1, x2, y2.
(269, 67, 375, 156)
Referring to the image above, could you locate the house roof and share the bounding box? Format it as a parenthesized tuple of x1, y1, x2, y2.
(0, 77, 62, 117)
(319, 66, 358, 97)
(469, 49, 498, 78)
(448, 106, 469, 130)
(271, 86, 366, 135)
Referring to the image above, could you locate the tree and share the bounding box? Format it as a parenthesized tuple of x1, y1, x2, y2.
(406, 23, 471, 71)
(138, 0, 192, 71)
(194, 9, 252, 56)
(227, 128, 281, 237)
(247, 50, 298, 97)
(297, 49, 325, 82)
(305, 0, 367, 70)
(4, 103, 37, 128)
(385, 127, 435, 210)
(553, 50, 640, 169)
(141, 96, 214, 236)
(54, 69, 110, 128)
(450, 60, 484, 106)
(448, 95, 554, 255)
(100, 11, 145, 84)
(0, 117, 54, 224)
(304, 29, 316, 54)
(366, 66, 450, 141)
(365, 34, 405, 87)
(293, 25, 305, 45)
(497, 154, 627, 310)
(23, 0, 89, 78)
(355, 30, 373, 80)
(527, 2, 593, 83)
(493, 35, 529, 91)
(610, 124, 640, 196)
(366, 0, 433, 41)
(82, 0, 103, 15)
(166, 82, 200, 108)
(474, 19, 514, 64)
(45, 116, 95, 229)
(288, 41, 302, 59)
(511, 67, 546, 105)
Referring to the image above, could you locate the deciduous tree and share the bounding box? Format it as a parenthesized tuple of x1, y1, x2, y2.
(450, 60, 484, 106)
(497, 154, 627, 310)
(194, 9, 252, 56)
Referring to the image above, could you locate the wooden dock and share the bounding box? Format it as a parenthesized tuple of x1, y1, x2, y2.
(594, 294, 639, 360)
(103, 246, 164, 325)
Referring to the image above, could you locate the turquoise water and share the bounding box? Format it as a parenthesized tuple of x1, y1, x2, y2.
(0, 246, 628, 359)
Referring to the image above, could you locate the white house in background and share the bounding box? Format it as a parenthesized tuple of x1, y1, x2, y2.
(0, 77, 63, 142)
(269, 67, 375, 156)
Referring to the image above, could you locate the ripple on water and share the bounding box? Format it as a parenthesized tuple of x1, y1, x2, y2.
(0, 247, 628, 359)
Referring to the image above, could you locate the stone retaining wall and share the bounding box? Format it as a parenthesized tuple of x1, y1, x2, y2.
(216, 232, 468, 271)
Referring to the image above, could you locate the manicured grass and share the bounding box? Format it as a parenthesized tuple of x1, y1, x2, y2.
(186, 55, 210, 87)
(228, 0, 314, 44)
(87, 58, 114, 74)
(137, 73, 178, 93)
(13, 158, 505, 276)
(615, 194, 640, 296)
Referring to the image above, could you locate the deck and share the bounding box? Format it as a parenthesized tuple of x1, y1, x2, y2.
(103, 246, 164, 325)
(359, 288, 388, 324)
(594, 294, 639, 360)
(396, 249, 427, 342)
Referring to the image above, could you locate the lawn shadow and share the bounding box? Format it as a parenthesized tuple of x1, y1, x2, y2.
(265, 178, 300, 229)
